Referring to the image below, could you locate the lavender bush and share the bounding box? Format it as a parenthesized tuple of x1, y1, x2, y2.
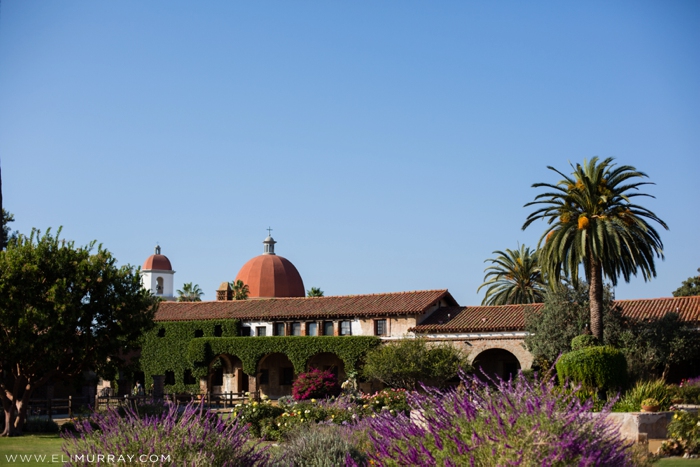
(358, 371, 636, 466)
(62, 402, 268, 466)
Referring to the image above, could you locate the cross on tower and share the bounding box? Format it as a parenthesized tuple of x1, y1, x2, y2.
(267, 227, 273, 236)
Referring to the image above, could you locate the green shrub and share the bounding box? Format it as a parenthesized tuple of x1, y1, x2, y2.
(571, 334, 599, 351)
(668, 377, 700, 404)
(660, 410, 700, 456)
(23, 417, 59, 433)
(231, 400, 285, 438)
(361, 338, 467, 390)
(269, 423, 368, 467)
(556, 346, 627, 392)
(613, 379, 671, 412)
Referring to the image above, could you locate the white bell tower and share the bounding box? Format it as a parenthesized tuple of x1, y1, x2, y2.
(141, 245, 175, 300)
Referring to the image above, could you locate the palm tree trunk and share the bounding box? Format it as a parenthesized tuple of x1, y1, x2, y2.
(588, 251, 604, 341)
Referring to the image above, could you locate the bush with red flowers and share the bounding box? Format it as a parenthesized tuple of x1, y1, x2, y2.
(292, 368, 341, 401)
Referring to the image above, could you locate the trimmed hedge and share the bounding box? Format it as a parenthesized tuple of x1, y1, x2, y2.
(188, 336, 381, 376)
(556, 346, 628, 392)
(140, 319, 240, 393)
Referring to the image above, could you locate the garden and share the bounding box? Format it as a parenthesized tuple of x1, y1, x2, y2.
(3, 363, 699, 466)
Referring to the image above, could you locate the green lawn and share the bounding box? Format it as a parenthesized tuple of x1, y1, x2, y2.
(0, 435, 65, 466)
(2, 433, 700, 466)
(656, 459, 700, 467)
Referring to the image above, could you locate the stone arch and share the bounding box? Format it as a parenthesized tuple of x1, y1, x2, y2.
(306, 352, 346, 382)
(470, 348, 522, 381)
(207, 354, 246, 394)
(258, 353, 295, 399)
(464, 339, 533, 371)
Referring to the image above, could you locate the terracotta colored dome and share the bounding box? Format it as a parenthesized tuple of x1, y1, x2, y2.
(235, 254, 305, 298)
(142, 246, 172, 271)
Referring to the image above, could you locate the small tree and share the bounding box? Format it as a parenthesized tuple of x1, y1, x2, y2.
(0, 228, 158, 436)
(524, 282, 623, 368)
(621, 312, 700, 381)
(673, 268, 700, 297)
(361, 338, 468, 390)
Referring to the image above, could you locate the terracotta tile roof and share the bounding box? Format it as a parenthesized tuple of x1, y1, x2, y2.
(155, 290, 454, 322)
(411, 304, 544, 333)
(410, 295, 700, 334)
(614, 296, 700, 323)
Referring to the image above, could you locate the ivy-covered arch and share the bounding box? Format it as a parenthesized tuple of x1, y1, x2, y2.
(187, 336, 380, 376)
(139, 319, 240, 393)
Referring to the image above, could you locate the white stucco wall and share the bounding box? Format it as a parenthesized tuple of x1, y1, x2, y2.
(141, 270, 175, 299)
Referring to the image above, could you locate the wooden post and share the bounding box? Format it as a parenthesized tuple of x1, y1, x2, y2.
(68, 396, 73, 418)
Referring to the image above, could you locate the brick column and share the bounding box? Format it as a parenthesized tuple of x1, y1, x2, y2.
(334, 321, 340, 336)
(301, 322, 307, 336)
(248, 375, 258, 399)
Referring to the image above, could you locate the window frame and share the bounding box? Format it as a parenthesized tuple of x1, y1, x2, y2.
(323, 321, 334, 336)
(375, 319, 387, 336)
(306, 322, 318, 336)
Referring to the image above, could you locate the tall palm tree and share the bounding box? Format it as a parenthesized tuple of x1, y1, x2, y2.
(477, 245, 545, 305)
(230, 279, 249, 300)
(307, 287, 324, 297)
(177, 282, 204, 302)
(523, 157, 668, 340)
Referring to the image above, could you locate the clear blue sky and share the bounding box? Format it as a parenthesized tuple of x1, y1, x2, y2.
(1, 1, 698, 305)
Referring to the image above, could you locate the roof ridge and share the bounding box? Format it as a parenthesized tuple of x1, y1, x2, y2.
(160, 289, 450, 304)
(613, 296, 697, 303)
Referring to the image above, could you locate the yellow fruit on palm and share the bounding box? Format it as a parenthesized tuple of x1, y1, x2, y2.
(578, 216, 589, 230)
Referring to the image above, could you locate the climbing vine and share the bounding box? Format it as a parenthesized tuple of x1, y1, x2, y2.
(187, 336, 381, 376)
(140, 319, 240, 393)
(140, 319, 380, 394)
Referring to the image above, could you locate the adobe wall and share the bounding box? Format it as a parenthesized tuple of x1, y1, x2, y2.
(357, 315, 419, 337)
(438, 337, 534, 370)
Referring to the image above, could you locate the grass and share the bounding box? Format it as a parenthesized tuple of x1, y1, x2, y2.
(2, 432, 700, 466)
(0, 434, 64, 466)
(655, 459, 700, 466)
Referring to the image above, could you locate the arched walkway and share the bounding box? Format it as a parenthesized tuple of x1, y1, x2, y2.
(471, 348, 521, 381)
(306, 352, 346, 382)
(207, 354, 246, 394)
(258, 353, 295, 399)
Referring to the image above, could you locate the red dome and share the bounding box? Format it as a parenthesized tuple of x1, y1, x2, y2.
(235, 255, 305, 298)
(142, 254, 172, 271)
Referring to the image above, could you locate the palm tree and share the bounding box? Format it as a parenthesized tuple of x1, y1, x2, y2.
(477, 245, 545, 305)
(177, 282, 204, 302)
(230, 280, 249, 300)
(307, 287, 324, 297)
(523, 157, 668, 340)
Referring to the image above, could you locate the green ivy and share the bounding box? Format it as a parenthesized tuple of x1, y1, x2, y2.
(140, 319, 380, 394)
(139, 319, 240, 393)
(188, 336, 381, 377)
